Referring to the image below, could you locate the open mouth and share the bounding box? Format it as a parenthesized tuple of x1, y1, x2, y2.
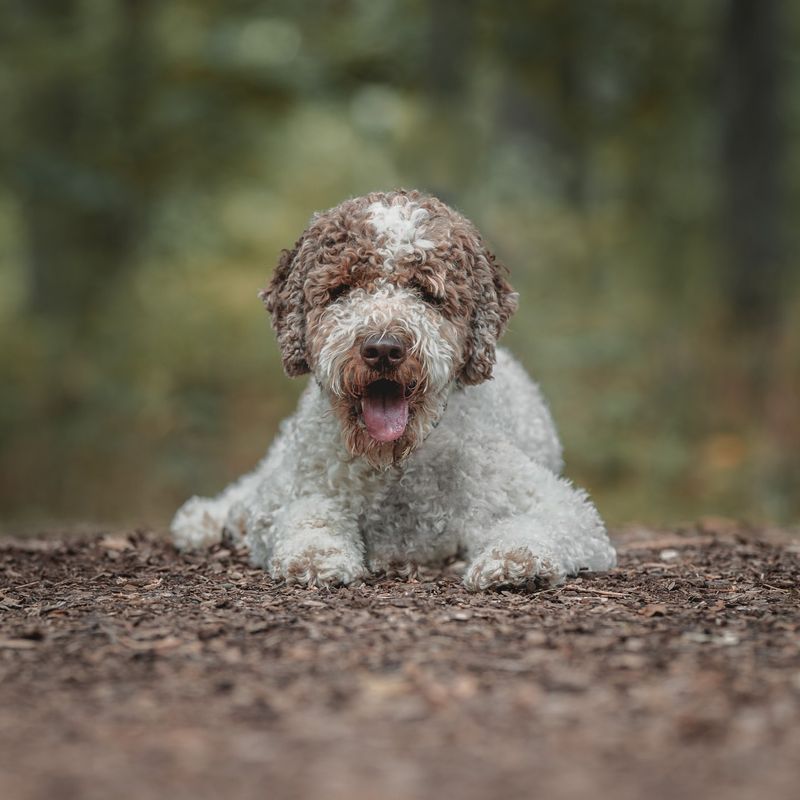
(360, 379, 414, 443)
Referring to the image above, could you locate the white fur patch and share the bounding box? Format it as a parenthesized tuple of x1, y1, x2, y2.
(367, 198, 435, 273)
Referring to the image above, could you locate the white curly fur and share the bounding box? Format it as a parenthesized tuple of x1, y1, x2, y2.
(171, 193, 617, 590)
(313, 283, 456, 399)
(172, 346, 616, 589)
(367, 199, 435, 273)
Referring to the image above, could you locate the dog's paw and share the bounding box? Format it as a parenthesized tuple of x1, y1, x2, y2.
(272, 547, 366, 588)
(170, 496, 226, 550)
(464, 546, 563, 592)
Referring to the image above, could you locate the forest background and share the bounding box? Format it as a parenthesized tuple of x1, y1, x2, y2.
(0, 0, 797, 531)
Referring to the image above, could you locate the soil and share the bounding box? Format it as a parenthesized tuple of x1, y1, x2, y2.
(1, 522, 798, 800)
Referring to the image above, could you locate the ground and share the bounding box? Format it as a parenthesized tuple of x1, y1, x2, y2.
(0, 522, 798, 800)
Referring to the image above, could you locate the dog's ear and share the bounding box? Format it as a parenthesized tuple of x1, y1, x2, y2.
(259, 235, 311, 377)
(458, 240, 518, 386)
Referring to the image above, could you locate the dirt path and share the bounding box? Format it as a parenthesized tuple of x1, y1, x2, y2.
(1, 524, 798, 800)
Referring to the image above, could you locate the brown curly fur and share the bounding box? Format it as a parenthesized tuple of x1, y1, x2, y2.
(260, 189, 518, 387)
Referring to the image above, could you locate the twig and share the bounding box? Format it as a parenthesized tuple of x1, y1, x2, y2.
(8, 580, 40, 591)
(564, 587, 628, 599)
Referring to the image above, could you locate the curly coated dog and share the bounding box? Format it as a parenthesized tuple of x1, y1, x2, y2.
(171, 190, 616, 589)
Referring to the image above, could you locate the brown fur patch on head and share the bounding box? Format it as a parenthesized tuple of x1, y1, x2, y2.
(259, 236, 311, 377)
(260, 196, 385, 376)
(375, 191, 518, 385)
(261, 189, 518, 418)
(456, 236, 518, 385)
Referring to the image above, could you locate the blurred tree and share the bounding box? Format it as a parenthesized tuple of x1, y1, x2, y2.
(720, 0, 787, 333)
(6, 0, 154, 328)
(0, 0, 797, 527)
(1, 0, 298, 329)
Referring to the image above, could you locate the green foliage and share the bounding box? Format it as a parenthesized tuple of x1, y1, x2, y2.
(0, 0, 798, 528)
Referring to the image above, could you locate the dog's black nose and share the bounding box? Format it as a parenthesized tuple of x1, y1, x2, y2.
(360, 334, 407, 371)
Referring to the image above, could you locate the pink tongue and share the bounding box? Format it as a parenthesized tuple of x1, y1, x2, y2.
(362, 382, 409, 442)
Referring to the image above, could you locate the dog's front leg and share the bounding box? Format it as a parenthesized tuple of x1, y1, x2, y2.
(247, 494, 366, 588)
(461, 459, 616, 591)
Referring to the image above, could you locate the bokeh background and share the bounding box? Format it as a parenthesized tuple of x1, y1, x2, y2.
(1, 0, 798, 533)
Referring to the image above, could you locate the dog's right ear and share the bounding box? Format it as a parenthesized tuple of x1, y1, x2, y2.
(259, 235, 311, 377)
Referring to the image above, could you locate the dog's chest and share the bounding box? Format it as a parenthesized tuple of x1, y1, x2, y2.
(350, 434, 463, 547)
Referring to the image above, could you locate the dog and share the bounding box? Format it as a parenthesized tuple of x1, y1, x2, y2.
(171, 190, 616, 589)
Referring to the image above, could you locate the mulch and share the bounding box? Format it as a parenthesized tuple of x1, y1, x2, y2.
(0, 522, 798, 800)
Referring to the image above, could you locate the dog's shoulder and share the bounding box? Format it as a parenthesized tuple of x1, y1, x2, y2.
(443, 348, 563, 472)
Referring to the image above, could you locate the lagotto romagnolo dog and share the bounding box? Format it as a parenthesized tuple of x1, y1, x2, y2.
(171, 189, 616, 590)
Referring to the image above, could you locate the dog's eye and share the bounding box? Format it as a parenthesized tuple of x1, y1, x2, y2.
(328, 284, 350, 303)
(416, 285, 444, 307)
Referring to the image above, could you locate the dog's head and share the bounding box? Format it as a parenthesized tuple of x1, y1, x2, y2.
(261, 190, 518, 468)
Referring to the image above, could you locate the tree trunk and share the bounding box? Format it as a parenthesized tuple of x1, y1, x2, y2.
(720, 0, 786, 333)
(17, 0, 153, 328)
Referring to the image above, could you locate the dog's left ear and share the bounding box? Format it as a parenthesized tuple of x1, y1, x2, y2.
(259, 234, 311, 377)
(458, 240, 519, 386)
